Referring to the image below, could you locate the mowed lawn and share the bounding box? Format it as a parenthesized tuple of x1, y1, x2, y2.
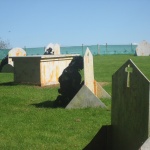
(0, 55, 149, 150)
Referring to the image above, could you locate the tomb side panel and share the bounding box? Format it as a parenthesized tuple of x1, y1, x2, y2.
(14, 58, 40, 85)
(40, 58, 72, 86)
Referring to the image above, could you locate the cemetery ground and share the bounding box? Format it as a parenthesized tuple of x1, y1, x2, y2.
(0, 55, 150, 150)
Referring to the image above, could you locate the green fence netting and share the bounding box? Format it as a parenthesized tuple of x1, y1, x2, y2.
(0, 44, 137, 60)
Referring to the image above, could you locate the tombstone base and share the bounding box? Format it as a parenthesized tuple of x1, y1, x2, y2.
(95, 81, 111, 99)
(66, 85, 107, 109)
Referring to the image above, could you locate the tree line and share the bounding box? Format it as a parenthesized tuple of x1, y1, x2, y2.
(0, 38, 10, 49)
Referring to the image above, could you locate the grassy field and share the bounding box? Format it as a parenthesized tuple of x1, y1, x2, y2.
(0, 55, 149, 150)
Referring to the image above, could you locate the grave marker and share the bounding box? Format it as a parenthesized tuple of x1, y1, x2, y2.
(111, 59, 150, 150)
(1, 47, 26, 73)
(8, 47, 26, 66)
(66, 48, 108, 109)
(84, 48, 111, 98)
(84, 59, 150, 149)
(84, 48, 94, 93)
(53, 43, 60, 55)
(136, 40, 150, 56)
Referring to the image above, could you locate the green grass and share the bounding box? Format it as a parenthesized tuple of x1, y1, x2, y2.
(94, 55, 150, 82)
(0, 55, 150, 149)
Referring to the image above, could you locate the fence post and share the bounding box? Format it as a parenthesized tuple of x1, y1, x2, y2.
(97, 44, 100, 55)
(82, 44, 84, 56)
(106, 43, 108, 54)
(24, 46, 26, 52)
(131, 43, 132, 52)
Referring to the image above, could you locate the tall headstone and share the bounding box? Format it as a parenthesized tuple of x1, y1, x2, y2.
(84, 48, 95, 93)
(111, 59, 150, 150)
(136, 40, 150, 56)
(84, 48, 111, 99)
(66, 48, 107, 109)
(8, 47, 26, 66)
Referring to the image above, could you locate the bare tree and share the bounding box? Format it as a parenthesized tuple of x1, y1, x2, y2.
(0, 38, 11, 49)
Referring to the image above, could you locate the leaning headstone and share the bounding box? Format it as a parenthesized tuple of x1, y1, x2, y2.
(136, 40, 150, 56)
(8, 47, 26, 66)
(111, 59, 150, 150)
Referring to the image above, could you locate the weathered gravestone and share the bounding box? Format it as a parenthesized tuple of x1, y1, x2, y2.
(111, 59, 150, 150)
(53, 44, 60, 55)
(136, 40, 150, 56)
(84, 48, 110, 98)
(8, 47, 26, 66)
(66, 48, 108, 109)
(44, 43, 60, 55)
(0, 47, 26, 72)
(84, 48, 95, 93)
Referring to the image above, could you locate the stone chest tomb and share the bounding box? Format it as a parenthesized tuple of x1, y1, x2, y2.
(11, 54, 79, 86)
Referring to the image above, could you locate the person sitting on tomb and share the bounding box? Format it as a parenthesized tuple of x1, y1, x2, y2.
(44, 47, 54, 55)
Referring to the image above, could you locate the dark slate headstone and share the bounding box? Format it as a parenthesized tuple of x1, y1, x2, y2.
(111, 59, 150, 150)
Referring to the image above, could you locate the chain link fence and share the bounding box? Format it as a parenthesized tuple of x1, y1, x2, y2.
(0, 44, 137, 60)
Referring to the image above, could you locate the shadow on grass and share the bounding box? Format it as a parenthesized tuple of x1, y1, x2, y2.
(31, 100, 61, 108)
(83, 125, 112, 150)
(0, 82, 18, 86)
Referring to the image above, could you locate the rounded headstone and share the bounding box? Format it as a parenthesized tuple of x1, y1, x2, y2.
(136, 41, 150, 56)
(8, 47, 26, 66)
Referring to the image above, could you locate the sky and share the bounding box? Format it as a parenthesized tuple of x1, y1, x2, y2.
(0, 0, 150, 48)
